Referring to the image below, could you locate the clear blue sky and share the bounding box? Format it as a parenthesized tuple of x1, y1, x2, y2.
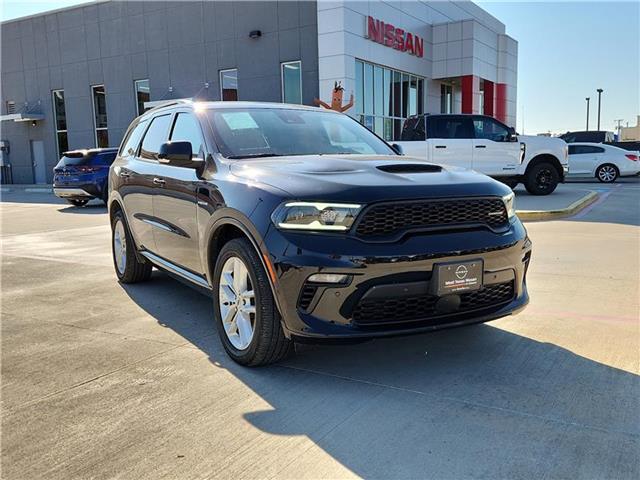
(2, 1, 638, 135)
(477, 0, 639, 134)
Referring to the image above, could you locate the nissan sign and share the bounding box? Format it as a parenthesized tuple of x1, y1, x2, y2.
(365, 16, 425, 58)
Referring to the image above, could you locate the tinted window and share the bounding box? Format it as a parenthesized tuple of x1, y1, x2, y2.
(427, 117, 472, 139)
(570, 145, 605, 154)
(119, 120, 148, 157)
(140, 115, 172, 160)
(170, 113, 205, 158)
(473, 118, 510, 142)
(400, 116, 425, 141)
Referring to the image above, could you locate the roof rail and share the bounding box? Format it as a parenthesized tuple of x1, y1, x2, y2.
(144, 98, 194, 112)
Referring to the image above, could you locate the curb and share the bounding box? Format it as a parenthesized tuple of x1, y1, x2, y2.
(516, 191, 599, 221)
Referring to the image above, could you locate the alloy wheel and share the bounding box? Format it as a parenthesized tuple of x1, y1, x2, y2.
(598, 165, 617, 182)
(218, 256, 256, 350)
(536, 168, 553, 189)
(113, 219, 127, 275)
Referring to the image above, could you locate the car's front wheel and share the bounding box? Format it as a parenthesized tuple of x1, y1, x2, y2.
(596, 164, 618, 183)
(524, 162, 559, 195)
(111, 210, 152, 283)
(68, 198, 89, 207)
(212, 238, 293, 366)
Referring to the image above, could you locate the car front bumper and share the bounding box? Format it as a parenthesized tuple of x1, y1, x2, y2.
(264, 220, 531, 340)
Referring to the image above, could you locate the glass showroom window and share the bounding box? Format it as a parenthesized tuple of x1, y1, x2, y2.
(220, 69, 238, 101)
(91, 85, 109, 147)
(281, 61, 302, 104)
(440, 84, 453, 114)
(354, 59, 425, 141)
(52, 90, 68, 158)
(135, 79, 150, 116)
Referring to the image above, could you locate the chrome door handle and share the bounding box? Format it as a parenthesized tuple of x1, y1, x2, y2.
(153, 177, 166, 186)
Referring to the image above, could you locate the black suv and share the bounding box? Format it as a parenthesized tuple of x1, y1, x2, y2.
(109, 101, 531, 366)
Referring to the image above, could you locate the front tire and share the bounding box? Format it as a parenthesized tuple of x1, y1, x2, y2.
(524, 162, 560, 195)
(68, 198, 89, 207)
(111, 210, 152, 283)
(596, 164, 618, 183)
(212, 238, 292, 366)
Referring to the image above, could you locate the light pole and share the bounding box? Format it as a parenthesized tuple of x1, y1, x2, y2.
(585, 97, 590, 130)
(596, 88, 603, 130)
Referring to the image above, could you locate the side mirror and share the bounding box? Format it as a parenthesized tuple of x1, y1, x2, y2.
(508, 127, 518, 142)
(391, 143, 404, 155)
(158, 141, 200, 169)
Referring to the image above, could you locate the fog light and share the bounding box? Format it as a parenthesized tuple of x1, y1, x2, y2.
(307, 273, 350, 284)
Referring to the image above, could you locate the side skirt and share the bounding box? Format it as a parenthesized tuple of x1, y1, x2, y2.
(140, 250, 212, 296)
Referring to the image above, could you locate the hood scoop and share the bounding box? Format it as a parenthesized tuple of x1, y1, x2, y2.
(376, 163, 442, 174)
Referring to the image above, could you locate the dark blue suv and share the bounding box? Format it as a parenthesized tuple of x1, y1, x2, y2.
(53, 148, 117, 206)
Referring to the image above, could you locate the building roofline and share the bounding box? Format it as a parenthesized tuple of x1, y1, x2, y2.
(1, 0, 108, 25)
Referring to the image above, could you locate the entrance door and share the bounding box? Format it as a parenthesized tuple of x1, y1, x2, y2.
(31, 141, 47, 184)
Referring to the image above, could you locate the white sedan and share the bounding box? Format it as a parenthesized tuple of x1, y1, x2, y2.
(567, 142, 640, 182)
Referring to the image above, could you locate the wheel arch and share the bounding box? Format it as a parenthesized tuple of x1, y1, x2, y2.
(205, 216, 286, 323)
(525, 154, 564, 179)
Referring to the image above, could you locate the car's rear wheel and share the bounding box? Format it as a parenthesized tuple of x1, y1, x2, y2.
(68, 199, 89, 207)
(213, 238, 292, 366)
(596, 164, 618, 183)
(111, 210, 152, 283)
(524, 162, 559, 195)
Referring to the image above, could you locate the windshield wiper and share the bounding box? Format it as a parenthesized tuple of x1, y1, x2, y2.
(226, 153, 282, 159)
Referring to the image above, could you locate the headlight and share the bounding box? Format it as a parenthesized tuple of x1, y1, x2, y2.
(502, 192, 516, 219)
(271, 201, 363, 231)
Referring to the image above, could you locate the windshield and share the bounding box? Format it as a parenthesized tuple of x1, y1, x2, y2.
(207, 108, 396, 159)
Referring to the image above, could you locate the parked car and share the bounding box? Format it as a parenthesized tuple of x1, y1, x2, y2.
(560, 130, 615, 143)
(108, 101, 532, 366)
(567, 143, 640, 182)
(396, 114, 569, 195)
(53, 148, 118, 206)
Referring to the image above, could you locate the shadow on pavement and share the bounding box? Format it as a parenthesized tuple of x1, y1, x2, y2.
(121, 271, 640, 478)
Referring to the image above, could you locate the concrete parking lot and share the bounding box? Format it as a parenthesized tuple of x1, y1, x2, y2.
(2, 180, 639, 479)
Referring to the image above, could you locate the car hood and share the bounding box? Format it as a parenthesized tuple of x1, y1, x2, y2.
(229, 154, 510, 202)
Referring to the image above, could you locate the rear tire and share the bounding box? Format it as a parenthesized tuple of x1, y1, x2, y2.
(111, 210, 152, 283)
(524, 162, 559, 195)
(68, 199, 89, 207)
(596, 164, 618, 183)
(212, 238, 293, 366)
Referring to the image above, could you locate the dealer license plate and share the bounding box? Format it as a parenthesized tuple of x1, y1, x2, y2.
(433, 260, 483, 296)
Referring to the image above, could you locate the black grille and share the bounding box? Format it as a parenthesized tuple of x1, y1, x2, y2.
(298, 284, 318, 311)
(355, 198, 508, 237)
(352, 281, 514, 325)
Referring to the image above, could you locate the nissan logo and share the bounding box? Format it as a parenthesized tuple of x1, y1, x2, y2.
(455, 265, 468, 279)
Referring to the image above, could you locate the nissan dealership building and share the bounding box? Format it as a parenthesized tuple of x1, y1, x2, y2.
(0, 0, 517, 184)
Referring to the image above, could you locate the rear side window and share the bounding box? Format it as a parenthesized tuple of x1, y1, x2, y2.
(119, 120, 148, 157)
(400, 117, 425, 141)
(170, 113, 205, 158)
(569, 145, 605, 154)
(427, 117, 472, 139)
(140, 115, 172, 160)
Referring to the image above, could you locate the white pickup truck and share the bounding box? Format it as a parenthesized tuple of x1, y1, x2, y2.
(395, 114, 569, 195)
